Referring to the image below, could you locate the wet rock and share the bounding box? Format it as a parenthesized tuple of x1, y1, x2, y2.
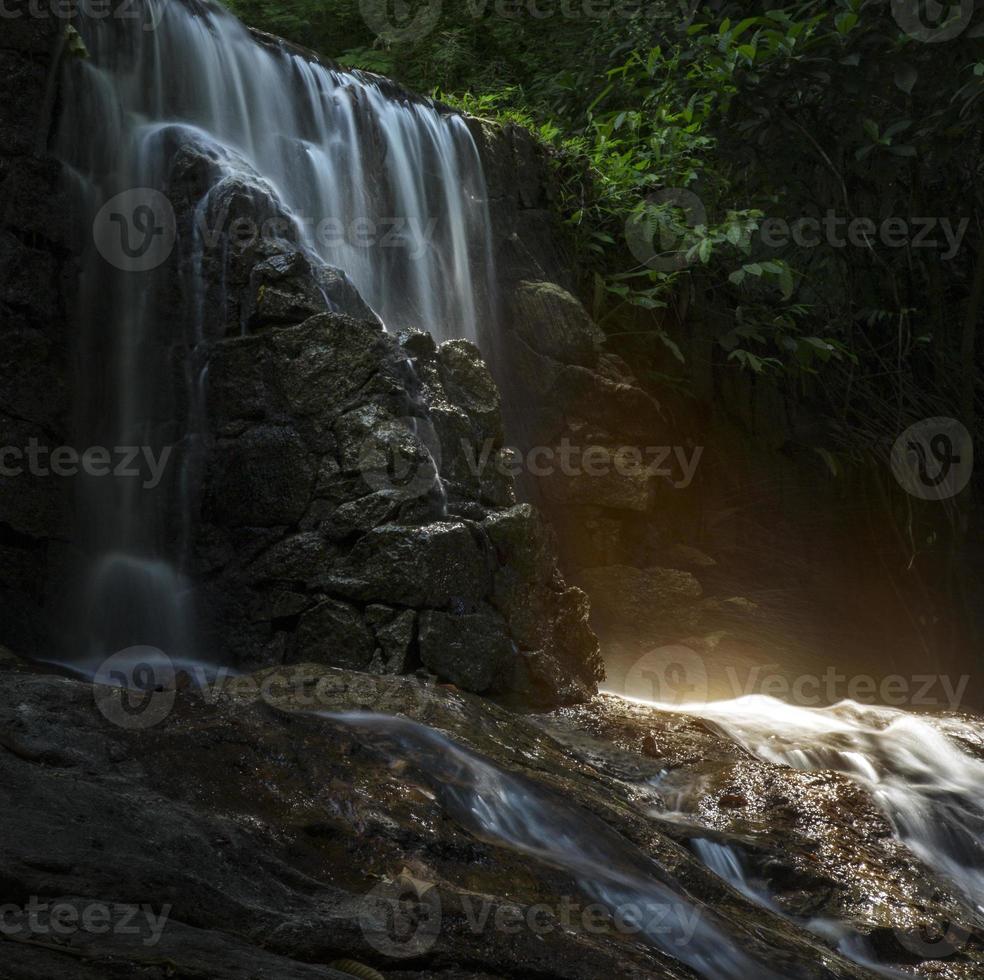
(437, 338, 502, 429)
(326, 522, 489, 608)
(510, 280, 606, 367)
(197, 298, 599, 703)
(482, 505, 604, 702)
(319, 492, 401, 542)
(205, 424, 315, 528)
(366, 605, 417, 673)
(0, 657, 949, 979)
(293, 598, 375, 670)
(418, 607, 516, 694)
(248, 245, 377, 328)
(165, 132, 381, 336)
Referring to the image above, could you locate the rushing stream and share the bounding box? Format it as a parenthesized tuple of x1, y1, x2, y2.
(653, 695, 984, 914)
(326, 696, 984, 978)
(328, 701, 984, 977)
(65, 646, 984, 976)
(329, 712, 793, 980)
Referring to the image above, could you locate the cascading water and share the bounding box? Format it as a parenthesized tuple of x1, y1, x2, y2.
(327, 712, 803, 980)
(670, 696, 984, 915)
(52, 0, 497, 664)
(618, 693, 984, 974)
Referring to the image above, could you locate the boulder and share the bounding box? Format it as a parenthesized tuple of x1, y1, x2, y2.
(325, 522, 489, 608)
(292, 598, 375, 670)
(205, 424, 315, 528)
(366, 604, 417, 673)
(509, 280, 606, 367)
(418, 607, 516, 693)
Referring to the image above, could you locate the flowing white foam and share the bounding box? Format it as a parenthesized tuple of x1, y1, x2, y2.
(617, 693, 984, 913)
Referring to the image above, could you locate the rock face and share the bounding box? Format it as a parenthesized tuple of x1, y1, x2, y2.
(165, 133, 380, 337)
(0, 15, 74, 656)
(0, 21, 603, 707)
(163, 128, 604, 705)
(1, 653, 978, 979)
(467, 119, 753, 690)
(194, 298, 601, 704)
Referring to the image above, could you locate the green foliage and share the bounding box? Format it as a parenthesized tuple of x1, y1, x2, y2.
(226, 0, 983, 437)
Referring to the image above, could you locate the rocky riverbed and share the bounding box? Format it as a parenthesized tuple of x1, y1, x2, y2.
(2, 649, 981, 979)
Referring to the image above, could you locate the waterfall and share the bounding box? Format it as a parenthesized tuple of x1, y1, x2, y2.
(52, 0, 497, 663)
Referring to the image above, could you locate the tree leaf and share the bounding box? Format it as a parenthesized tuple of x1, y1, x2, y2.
(894, 64, 918, 94)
